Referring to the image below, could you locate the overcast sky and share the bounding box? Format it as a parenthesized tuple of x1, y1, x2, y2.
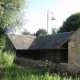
(22, 0, 80, 34)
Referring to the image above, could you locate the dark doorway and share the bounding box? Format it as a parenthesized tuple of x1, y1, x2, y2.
(60, 49, 68, 63)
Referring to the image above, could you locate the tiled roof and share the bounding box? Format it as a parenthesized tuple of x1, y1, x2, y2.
(7, 31, 73, 50)
(30, 32, 74, 49)
(7, 34, 36, 50)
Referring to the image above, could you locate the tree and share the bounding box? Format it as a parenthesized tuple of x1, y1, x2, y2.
(22, 29, 30, 35)
(58, 12, 80, 33)
(31, 33, 36, 36)
(36, 29, 47, 36)
(0, 0, 26, 50)
(0, 0, 26, 34)
(51, 28, 57, 34)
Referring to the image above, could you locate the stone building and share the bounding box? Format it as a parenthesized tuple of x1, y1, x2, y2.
(5, 28, 80, 72)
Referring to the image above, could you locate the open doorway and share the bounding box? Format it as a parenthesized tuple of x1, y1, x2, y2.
(60, 49, 68, 63)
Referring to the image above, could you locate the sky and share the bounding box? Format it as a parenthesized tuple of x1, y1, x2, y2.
(22, 0, 80, 34)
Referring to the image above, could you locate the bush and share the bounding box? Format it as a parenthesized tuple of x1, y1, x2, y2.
(0, 52, 14, 67)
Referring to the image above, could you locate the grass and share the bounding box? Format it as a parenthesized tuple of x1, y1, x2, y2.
(0, 64, 80, 80)
(0, 51, 80, 80)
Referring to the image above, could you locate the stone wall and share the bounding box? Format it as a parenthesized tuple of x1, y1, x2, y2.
(14, 57, 67, 72)
(68, 29, 80, 73)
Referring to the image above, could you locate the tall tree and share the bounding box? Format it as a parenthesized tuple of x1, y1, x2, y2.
(0, 0, 26, 50)
(0, 0, 26, 34)
(36, 29, 47, 36)
(58, 12, 80, 33)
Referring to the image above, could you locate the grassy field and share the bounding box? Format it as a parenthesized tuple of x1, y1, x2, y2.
(0, 64, 80, 80)
(0, 52, 80, 80)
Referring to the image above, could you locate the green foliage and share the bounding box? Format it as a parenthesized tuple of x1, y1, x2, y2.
(0, 65, 80, 80)
(0, 52, 14, 67)
(0, 0, 26, 33)
(51, 28, 57, 34)
(40, 60, 51, 71)
(58, 12, 80, 33)
(0, 0, 26, 51)
(0, 54, 80, 80)
(0, 35, 6, 52)
(22, 29, 30, 35)
(36, 29, 47, 36)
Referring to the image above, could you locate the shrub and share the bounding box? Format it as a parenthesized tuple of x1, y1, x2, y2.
(0, 52, 14, 67)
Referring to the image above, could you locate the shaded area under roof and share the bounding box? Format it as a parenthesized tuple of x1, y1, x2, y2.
(6, 31, 74, 50)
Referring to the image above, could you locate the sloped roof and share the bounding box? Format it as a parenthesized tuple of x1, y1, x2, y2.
(7, 34, 36, 50)
(30, 31, 74, 49)
(6, 31, 73, 50)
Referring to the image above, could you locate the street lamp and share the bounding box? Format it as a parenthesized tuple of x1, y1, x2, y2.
(47, 10, 56, 35)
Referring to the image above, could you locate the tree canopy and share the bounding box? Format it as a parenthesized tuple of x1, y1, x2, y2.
(0, 0, 26, 34)
(0, 0, 26, 51)
(58, 12, 80, 33)
(51, 28, 57, 34)
(22, 29, 30, 35)
(36, 29, 47, 36)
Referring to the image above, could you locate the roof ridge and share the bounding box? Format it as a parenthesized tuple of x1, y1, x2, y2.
(26, 35, 36, 39)
(36, 31, 74, 38)
(7, 34, 36, 39)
